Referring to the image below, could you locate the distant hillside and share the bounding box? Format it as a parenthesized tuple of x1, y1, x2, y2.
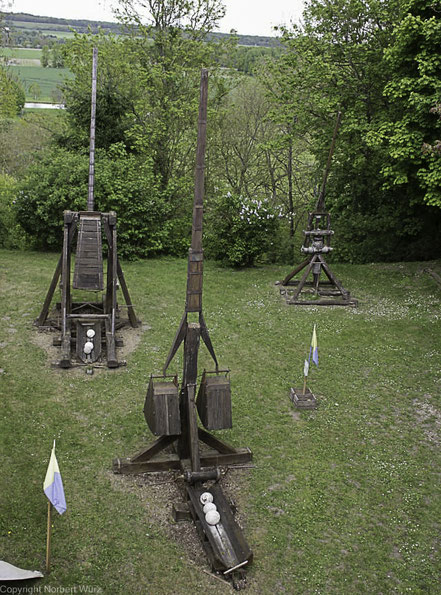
(2, 12, 279, 48)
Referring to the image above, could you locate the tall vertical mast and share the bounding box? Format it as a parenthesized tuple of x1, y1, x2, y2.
(191, 68, 208, 254)
(163, 68, 217, 374)
(87, 47, 98, 212)
(186, 68, 208, 314)
(316, 111, 342, 212)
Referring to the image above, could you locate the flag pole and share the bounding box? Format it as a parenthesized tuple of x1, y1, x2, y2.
(46, 500, 52, 573)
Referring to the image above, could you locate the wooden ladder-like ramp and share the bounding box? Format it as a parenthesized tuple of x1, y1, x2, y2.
(73, 214, 104, 291)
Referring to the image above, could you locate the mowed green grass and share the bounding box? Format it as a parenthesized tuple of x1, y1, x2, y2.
(8, 65, 73, 102)
(0, 250, 440, 593)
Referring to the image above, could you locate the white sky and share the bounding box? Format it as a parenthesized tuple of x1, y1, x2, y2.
(7, 0, 305, 37)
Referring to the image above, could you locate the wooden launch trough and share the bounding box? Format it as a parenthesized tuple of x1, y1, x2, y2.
(279, 113, 357, 307)
(35, 48, 138, 369)
(114, 70, 252, 590)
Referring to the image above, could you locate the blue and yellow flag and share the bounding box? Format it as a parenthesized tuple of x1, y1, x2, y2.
(309, 325, 319, 367)
(43, 441, 66, 515)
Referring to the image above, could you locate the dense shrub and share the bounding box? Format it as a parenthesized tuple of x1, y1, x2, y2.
(0, 68, 25, 117)
(204, 192, 280, 267)
(0, 174, 27, 249)
(15, 144, 172, 258)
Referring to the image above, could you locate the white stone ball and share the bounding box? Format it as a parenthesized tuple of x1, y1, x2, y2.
(200, 492, 213, 505)
(83, 341, 94, 354)
(86, 329, 96, 339)
(205, 510, 220, 526)
(203, 502, 217, 514)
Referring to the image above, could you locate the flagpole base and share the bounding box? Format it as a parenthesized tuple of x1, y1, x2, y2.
(290, 387, 318, 410)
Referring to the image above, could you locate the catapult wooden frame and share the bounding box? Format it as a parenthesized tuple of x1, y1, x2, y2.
(114, 70, 252, 589)
(35, 48, 138, 368)
(280, 112, 357, 307)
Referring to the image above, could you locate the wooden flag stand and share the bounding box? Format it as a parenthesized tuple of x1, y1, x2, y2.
(290, 337, 318, 409)
(290, 386, 317, 410)
(114, 70, 252, 591)
(279, 113, 357, 307)
(34, 48, 139, 370)
(45, 502, 52, 574)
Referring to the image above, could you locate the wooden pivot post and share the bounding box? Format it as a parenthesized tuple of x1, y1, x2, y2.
(178, 322, 201, 470)
(60, 212, 73, 367)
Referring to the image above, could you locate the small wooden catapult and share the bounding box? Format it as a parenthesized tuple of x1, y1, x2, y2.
(114, 70, 253, 590)
(279, 113, 357, 306)
(35, 48, 138, 368)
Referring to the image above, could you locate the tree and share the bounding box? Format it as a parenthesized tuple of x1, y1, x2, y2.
(371, 0, 441, 208)
(0, 67, 25, 117)
(15, 1, 234, 258)
(54, 0, 232, 256)
(262, 0, 441, 262)
(41, 44, 50, 67)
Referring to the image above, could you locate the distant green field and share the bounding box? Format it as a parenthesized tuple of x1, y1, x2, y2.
(2, 47, 42, 59)
(9, 65, 73, 102)
(8, 19, 72, 32)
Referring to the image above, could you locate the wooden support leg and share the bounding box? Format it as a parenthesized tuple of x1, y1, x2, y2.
(105, 317, 118, 368)
(117, 260, 138, 328)
(288, 256, 316, 302)
(59, 216, 73, 368)
(281, 258, 310, 286)
(103, 215, 119, 368)
(35, 255, 62, 327)
(198, 428, 237, 454)
(36, 220, 77, 328)
(186, 384, 201, 472)
(320, 258, 349, 296)
(129, 435, 178, 463)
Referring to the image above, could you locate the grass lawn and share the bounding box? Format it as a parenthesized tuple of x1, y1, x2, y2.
(8, 65, 73, 102)
(0, 251, 440, 593)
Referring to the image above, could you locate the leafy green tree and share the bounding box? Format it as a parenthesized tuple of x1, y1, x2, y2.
(50, 44, 65, 68)
(61, 34, 139, 150)
(370, 0, 441, 208)
(41, 44, 50, 67)
(0, 67, 25, 116)
(51, 0, 233, 256)
(263, 0, 441, 262)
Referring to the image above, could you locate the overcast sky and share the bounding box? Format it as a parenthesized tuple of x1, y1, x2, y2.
(7, 0, 305, 37)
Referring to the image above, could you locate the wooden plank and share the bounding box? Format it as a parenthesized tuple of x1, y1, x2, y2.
(113, 447, 252, 474)
(73, 215, 103, 291)
(113, 453, 181, 474)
